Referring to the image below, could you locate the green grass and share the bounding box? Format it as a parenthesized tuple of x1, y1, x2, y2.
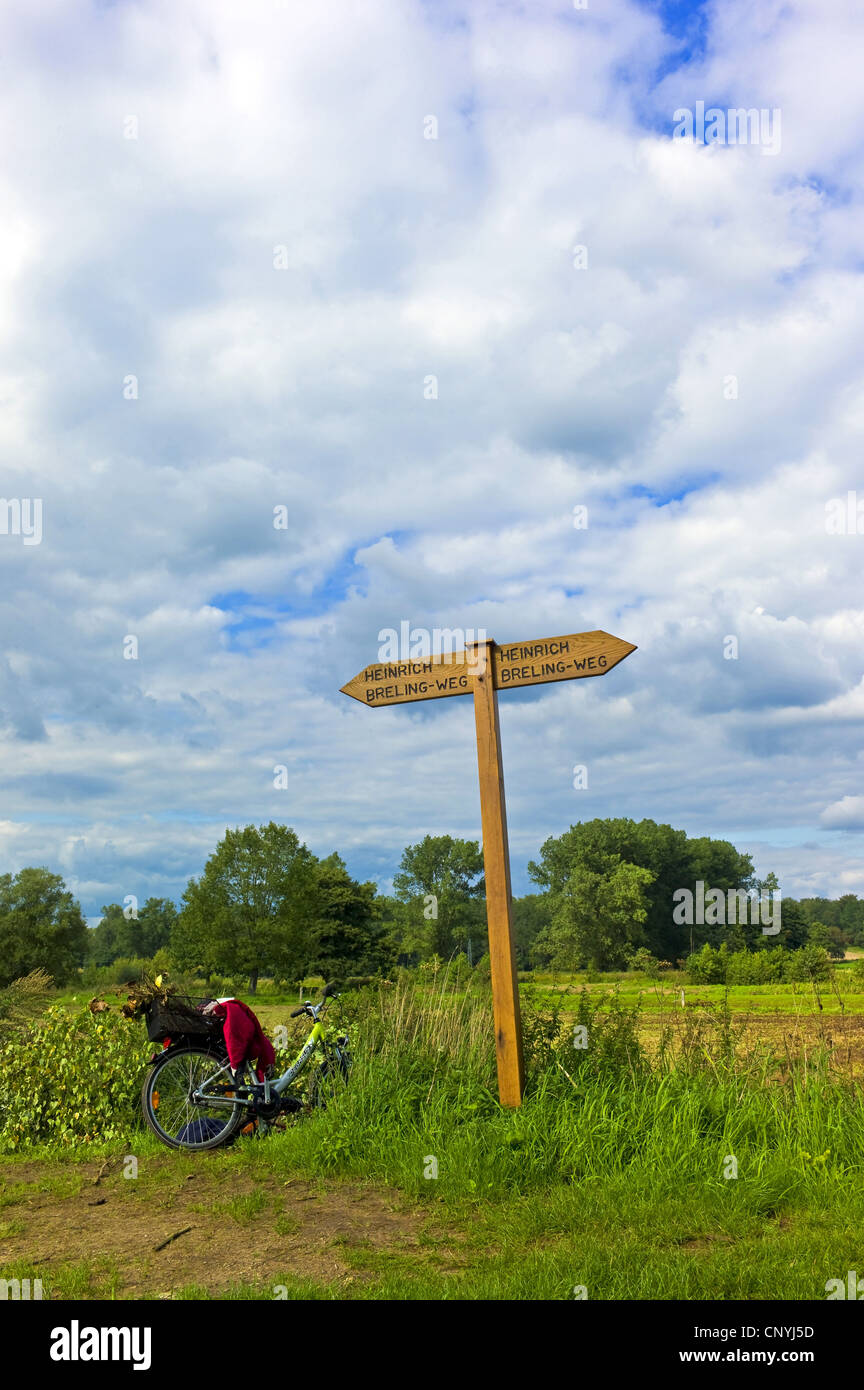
(219, 1190, 269, 1224)
(521, 973, 864, 1015)
(139, 1164, 864, 1300)
(162, 982, 864, 1296)
(5, 974, 864, 1299)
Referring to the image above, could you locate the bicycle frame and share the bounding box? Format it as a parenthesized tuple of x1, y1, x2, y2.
(189, 1010, 340, 1111)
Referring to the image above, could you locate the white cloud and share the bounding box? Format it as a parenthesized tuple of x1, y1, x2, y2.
(0, 0, 862, 910)
(821, 798, 864, 831)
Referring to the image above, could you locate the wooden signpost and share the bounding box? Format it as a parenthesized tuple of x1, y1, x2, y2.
(341, 628, 637, 1106)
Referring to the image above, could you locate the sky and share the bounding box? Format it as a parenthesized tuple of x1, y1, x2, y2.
(1, 0, 863, 919)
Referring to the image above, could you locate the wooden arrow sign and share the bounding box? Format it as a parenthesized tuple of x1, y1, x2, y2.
(340, 626, 636, 1107)
(341, 630, 635, 706)
(494, 630, 636, 691)
(340, 653, 474, 707)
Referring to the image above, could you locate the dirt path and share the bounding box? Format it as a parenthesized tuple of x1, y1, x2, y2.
(0, 1157, 448, 1298)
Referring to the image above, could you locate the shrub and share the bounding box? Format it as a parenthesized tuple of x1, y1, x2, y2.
(472, 953, 491, 982)
(521, 995, 567, 1074)
(783, 944, 832, 982)
(686, 943, 727, 984)
(0, 969, 54, 1037)
(205, 973, 244, 997)
(628, 947, 662, 978)
(0, 1003, 150, 1151)
(418, 954, 444, 978)
(686, 943, 833, 985)
(564, 987, 646, 1078)
(150, 946, 174, 979)
(80, 956, 151, 989)
(726, 948, 785, 985)
(437, 955, 473, 991)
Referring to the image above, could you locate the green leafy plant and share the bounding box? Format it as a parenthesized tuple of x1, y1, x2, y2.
(626, 946, 662, 977)
(0, 1004, 149, 1151)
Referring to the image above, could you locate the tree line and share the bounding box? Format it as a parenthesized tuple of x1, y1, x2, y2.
(1, 817, 861, 989)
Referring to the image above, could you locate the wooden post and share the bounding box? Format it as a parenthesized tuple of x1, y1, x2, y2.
(341, 626, 636, 1105)
(469, 639, 525, 1107)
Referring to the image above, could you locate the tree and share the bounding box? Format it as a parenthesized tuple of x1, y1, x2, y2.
(775, 899, 810, 951)
(172, 823, 319, 992)
(530, 856, 654, 970)
(87, 897, 178, 964)
(836, 894, 864, 944)
(137, 898, 178, 956)
(307, 853, 394, 977)
(0, 867, 88, 986)
(670, 833, 755, 954)
(87, 904, 128, 965)
(393, 835, 485, 961)
(795, 895, 864, 944)
(528, 818, 754, 964)
(511, 894, 551, 970)
(808, 920, 847, 960)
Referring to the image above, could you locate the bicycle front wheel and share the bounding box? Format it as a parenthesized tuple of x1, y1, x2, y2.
(308, 1048, 351, 1110)
(142, 1045, 246, 1151)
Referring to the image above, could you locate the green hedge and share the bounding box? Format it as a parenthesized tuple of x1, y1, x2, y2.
(0, 1005, 150, 1151)
(686, 943, 832, 985)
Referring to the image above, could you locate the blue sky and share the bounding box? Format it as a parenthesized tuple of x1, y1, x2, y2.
(1, 0, 864, 919)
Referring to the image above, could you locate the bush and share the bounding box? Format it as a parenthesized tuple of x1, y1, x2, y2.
(472, 953, 491, 982)
(205, 973, 244, 997)
(0, 969, 54, 1037)
(686, 943, 728, 984)
(627, 947, 662, 978)
(686, 943, 833, 985)
(783, 944, 832, 982)
(565, 987, 645, 1077)
(438, 955, 473, 991)
(726, 948, 785, 985)
(520, 994, 567, 1075)
(150, 947, 173, 979)
(0, 1004, 150, 1151)
(80, 956, 152, 989)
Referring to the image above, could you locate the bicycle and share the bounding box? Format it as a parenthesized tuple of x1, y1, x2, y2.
(140, 982, 351, 1152)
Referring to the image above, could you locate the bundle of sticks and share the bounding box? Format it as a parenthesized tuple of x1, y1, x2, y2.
(118, 972, 178, 1020)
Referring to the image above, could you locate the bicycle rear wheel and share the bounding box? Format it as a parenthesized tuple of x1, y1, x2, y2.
(142, 1044, 246, 1151)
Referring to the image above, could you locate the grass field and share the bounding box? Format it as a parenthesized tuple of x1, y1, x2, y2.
(2, 971, 863, 1300)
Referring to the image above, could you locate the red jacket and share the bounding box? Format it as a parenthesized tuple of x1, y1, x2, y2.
(210, 998, 275, 1078)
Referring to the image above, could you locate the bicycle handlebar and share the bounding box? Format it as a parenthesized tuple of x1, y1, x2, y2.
(289, 982, 340, 1019)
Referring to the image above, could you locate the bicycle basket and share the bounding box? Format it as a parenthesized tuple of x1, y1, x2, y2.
(144, 996, 220, 1044)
